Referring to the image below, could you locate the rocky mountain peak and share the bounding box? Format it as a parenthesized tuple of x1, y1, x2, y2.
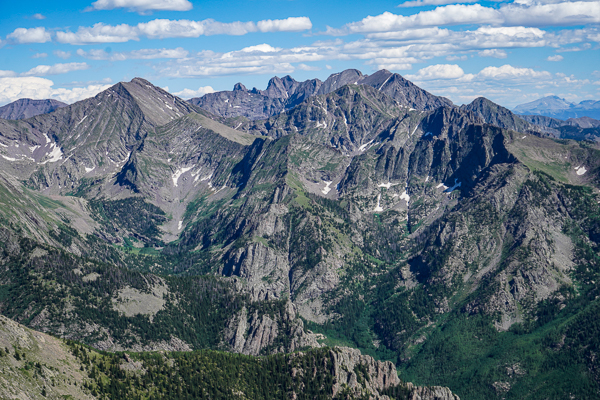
(264, 76, 292, 98)
(580, 99, 600, 107)
(117, 77, 198, 126)
(514, 95, 573, 112)
(233, 82, 247, 91)
(358, 69, 406, 91)
(361, 69, 454, 110)
(130, 77, 153, 85)
(281, 75, 297, 86)
(468, 96, 495, 107)
(317, 68, 364, 94)
(362, 68, 392, 82)
(460, 96, 538, 133)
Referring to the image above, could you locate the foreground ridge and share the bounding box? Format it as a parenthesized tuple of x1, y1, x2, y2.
(0, 314, 458, 400)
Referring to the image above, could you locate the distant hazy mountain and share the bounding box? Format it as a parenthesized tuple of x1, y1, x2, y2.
(516, 113, 600, 141)
(189, 68, 453, 120)
(514, 95, 600, 120)
(458, 96, 600, 141)
(0, 98, 67, 120)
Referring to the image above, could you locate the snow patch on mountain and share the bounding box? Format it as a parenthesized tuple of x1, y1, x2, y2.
(374, 193, 383, 212)
(172, 167, 193, 187)
(41, 144, 63, 164)
(322, 181, 333, 195)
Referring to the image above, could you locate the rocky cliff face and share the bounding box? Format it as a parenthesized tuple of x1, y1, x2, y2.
(329, 346, 401, 398)
(180, 83, 589, 342)
(404, 384, 460, 400)
(224, 302, 322, 355)
(292, 347, 460, 400)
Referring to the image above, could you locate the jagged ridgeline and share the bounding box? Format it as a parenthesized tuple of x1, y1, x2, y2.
(1, 314, 459, 400)
(1, 69, 600, 399)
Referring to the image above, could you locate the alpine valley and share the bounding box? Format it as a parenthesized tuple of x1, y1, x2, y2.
(1, 68, 600, 399)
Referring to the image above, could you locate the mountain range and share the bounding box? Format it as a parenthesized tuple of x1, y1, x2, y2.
(1, 69, 600, 399)
(0, 98, 67, 120)
(188, 69, 453, 120)
(514, 95, 600, 120)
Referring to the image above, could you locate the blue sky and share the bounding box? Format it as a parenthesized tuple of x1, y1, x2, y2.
(0, 0, 599, 108)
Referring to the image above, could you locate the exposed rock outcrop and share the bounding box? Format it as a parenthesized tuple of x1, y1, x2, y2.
(224, 302, 322, 356)
(329, 347, 401, 398)
(294, 347, 460, 400)
(405, 383, 460, 400)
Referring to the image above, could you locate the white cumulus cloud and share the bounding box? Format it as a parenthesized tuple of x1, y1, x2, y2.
(240, 44, 282, 53)
(408, 62, 591, 108)
(547, 54, 564, 61)
(0, 77, 55, 103)
(375, 63, 414, 71)
(328, 6, 501, 34)
(55, 17, 313, 44)
(137, 19, 213, 38)
(397, 0, 478, 8)
(54, 50, 72, 59)
(56, 23, 139, 44)
(7, 27, 51, 44)
(77, 47, 188, 60)
(0, 76, 111, 105)
(328, 1, 600, 35)
(477, 64, 552, 80)
(447, 55, 468, 61)
(297, 63, 321, 71)
(171, 86, 215, 99)
(257, 17, 312, 32)
(406, 64, 465, 80)
(88, 0, 192, 13)
(149, 22, 598, 84)
(21, 63, 90, 77)
(51, 84, 112, 103)
(556, 43, 592, 52)
(478, 49, 508, 58)
(156, 42, 329, 78)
